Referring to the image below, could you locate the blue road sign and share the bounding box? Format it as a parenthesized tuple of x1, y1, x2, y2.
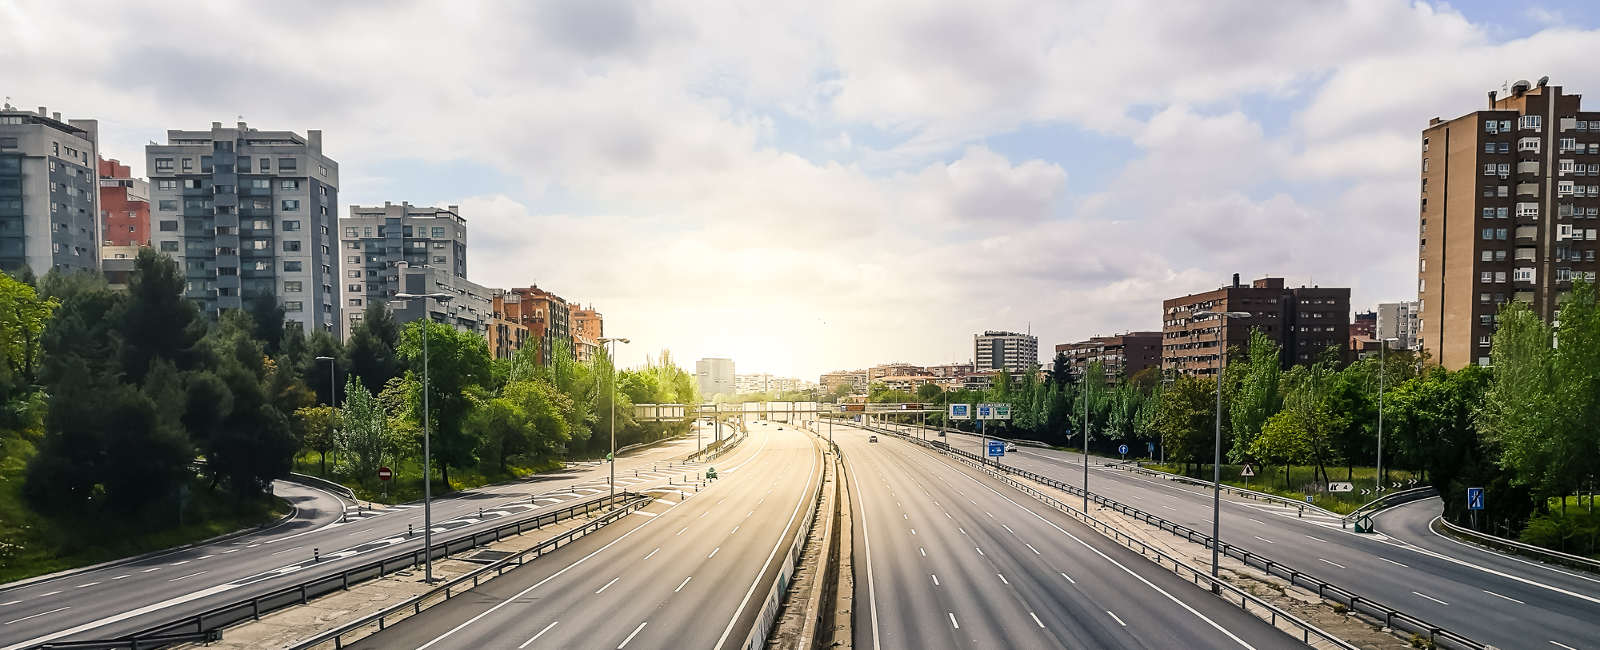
(977, 404, 993, 419)
(1117, 444, 1129, 455)
(1146, 441, 1155, 454)
(949, 403, 971, 420)
(987, 440, 1005, 457)
(1467, 487, 1485, 510)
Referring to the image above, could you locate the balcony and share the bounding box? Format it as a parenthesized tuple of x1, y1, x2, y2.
(1517, 161, 1541, 175)
(1516, 183, 1540, 197)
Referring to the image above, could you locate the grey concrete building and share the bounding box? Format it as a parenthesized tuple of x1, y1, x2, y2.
(0, 104, 100, 275)
(1377, 300, 1422, 351)
(387, 261, 494, 337)
(696, 357, 736, 397)
(340, 202, 471, 338)
(147, 122, 340, 333)
(974, 330, 1039, 374)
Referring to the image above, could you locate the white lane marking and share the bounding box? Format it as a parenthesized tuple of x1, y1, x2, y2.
(1305, 535, 1327, 543)
(109, 575, 130, 581)
(518, 621, 559, 648)
(0, 601, 18, 607)
(1247, 518, 1265, 525)
(1378, 557, 1409, 568)
(708, 547, 720, 559)
(139, 568, 160, 573)
(902, 513, 908, 520)
(1253, 536, 1275, 544)
(944, 511, 952, 520)
(1412, 591, 1449, 606)
(675, 576, 692, 593)
(1421, 515, 1600, 598)
(1107, 611, 1127, 626)
(617, 621, 647, 649)
(997, 573, 1009, 585)
(1030, 611, 1046, 629)
(930, 574, 940, 586)
(1060, 572, 1075, 584)
(731, 526, 740, 535)
(1161, 504, 1176, 510)
(948, 612, 960, 629)
(1483, 590, 1525, 604)
(959, 527, 968, 536)
(910, 528, 916, 535)
(221, 549, 238, 554)
(847, 447, 880, 650)
(919, 547, 926, 557)
(629, 510, 658, 518)
(1550, 641, 1577, 650)
(168, 571, 205, 582)
(974, 546, 985, 557)
(595, 577, 619, 594)
(1025, 543, 1041, 555)
(36, 591, 59, 597)
(985, 511, 994, 518)
(676, 527, 688, 536)
(1001, 524, 1014, 534)
(643, 548, 659, 560)
(1318, 558, 1346, 569)
(4, 607, 69, 625)
(74, 582, 99, 589)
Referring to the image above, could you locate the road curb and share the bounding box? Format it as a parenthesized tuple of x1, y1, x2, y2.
(0, 491, 298, 595)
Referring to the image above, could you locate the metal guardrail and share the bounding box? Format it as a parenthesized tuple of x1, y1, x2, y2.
(691, 431, 748, 464)
(863, 424, 1488, 650)
(287, 472, 357, 501)
(1118, 463, 1341, 518)
(1435, 514, 1600, 574)
(291, 493, 654, 649)
(1341, 486, 1437, 527)
(41, 493, 644, 650)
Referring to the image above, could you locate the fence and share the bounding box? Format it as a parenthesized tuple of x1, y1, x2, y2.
(292, 493, 654, 649)
(40, 492, 645, 650)
(861, 423, 1488, 650)
(1436, 514, 1600, 574)
(287, 472, 357, 501)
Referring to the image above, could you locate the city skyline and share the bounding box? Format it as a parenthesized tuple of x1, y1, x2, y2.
(8, 1, 1600, 378)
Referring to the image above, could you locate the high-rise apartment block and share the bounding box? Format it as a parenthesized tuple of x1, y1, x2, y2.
(339, 202, 484, 337)
(696, 357, 735, 397)
(1418, 78, 1600, 368)
(98, 158, 148, 248)
(147, 122, 339, 332)
(1162, 274, 1349, 375)
(1377, 300, 1421, 351)
(571, 305, 603, 363)
(974, 330, 1039, 373)
(1054, 331, 1162, 380)
(820, 370, 868, 394)
(491, 286, 570, 366)
(0, 104, 100, 275)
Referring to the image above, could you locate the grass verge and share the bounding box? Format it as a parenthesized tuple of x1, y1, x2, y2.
(1144, 462, 1422, 514)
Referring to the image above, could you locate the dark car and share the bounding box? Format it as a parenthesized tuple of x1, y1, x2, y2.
(869, 435, 878, 443)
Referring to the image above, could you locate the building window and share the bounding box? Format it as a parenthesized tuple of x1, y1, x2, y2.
(347, 255, 360, 264)
(1483, 164, 1496, 176)
(279, 158, 297, 171)
(158, 200, 177, 211)
(282, 240, 302, 252)
(285, 281, 303, 292)
(281, 199, 300, 211)
(347, 270, 361, 278)
(284, 301, 304, 312)
(159, 220, 178, 231)
(159, 241, 179, 252)
(155, 158, 174, 171)
(1482, 228, 1494, 240)
(284, 261, 303, 272)
(280, 180, 299, 191)
(283, 220, 301, 231)
(345, 227, 358, 238)
(250, 239, 269, 250)
(156, 180, 178, 190)
(348, 298, 362, 307)
(1519, 115, 1542, 130)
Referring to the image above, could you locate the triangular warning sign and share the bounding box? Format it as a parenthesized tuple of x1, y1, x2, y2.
(1240, 464, 1255, 477)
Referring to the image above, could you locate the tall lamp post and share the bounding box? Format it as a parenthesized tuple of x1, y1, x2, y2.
(1377, 337, 1399, 495)
(598, 337, 630, 496)
(1193, 309, 1252, 583)
(394, 291, 455, 583)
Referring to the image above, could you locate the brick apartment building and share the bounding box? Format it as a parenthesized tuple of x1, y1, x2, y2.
(1162, 274, 1350, 375)
(1054, 331, 1162, 380)
(98, 157, 148, 247)
(1418, 77, 1600, 368)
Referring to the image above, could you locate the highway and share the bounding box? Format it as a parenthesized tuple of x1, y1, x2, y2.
(0, 428, 721, 650)
(895, 424, 1600, 650)
(834, 422, 1294, 650)
(346, 420, 820, 649)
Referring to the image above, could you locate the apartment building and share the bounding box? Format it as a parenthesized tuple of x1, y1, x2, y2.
(1377, 300, 1421, 351)
(1054, 331, 1162, 379)
(1419, 78, 1600, 368)
(974, 330, 1039, 373)
(734, 373, 806, 394)
(571, 305, 603, 363)
(389, 261, 493, 335)
(868, 362, 927, 380)
(819, 370, 868, 394)
(98, 158, 148, 248)
(923, 362, 974, 378)
(147, 122, 339, 332)
(488, 290, 534, 361)
(339, 202, 472, 338)
(696, 357, 735, 397)
(0, 104, 100, 275)
(492, 286, 571, 366)
(1162, 274, 1350, 375)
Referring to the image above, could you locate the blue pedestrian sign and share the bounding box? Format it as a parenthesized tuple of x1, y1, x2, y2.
(1117, 444, 1129, 456)
(987, 440, 1005, 457)
(1467, 487, 1485, 511)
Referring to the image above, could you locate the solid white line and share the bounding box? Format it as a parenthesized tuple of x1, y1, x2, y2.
(1107, 610, 1127, 626)
(1318, 558, 1346, 569)
(1550, 641, 1577, 650)
(1482, 589, 1525, 604)
(1030, 611, 1045, 628)
(518, 621, 558, 648)
(707, 547, 720, 559)
(595, 577, 619, 594)
(675, 576, 692, 593)
(930, 574, 939, 586)
(1378, 557, 1409, 568)
(948, 612, 959, 629)
(4, 607, 69, 625)
(997, 573, 1009, 585)
(617, 621, 647, 649)
(712, 437, 819, 650)
(1412, 591, 1449, 606)
(643, 548, 659, 560)
(1060, 572, 1075, 584)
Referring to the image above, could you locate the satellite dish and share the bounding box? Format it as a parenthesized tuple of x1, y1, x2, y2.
(1512, 79, 1532, 95)
(1537, 75, 1550, 88)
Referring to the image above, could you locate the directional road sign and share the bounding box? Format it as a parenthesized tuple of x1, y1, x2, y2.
(1117, 444, 1129, 456)
(987, 440, 1005, 457)
(1328, 481, 1353, 493)
(976, 404, 993, 420)
(1467, 487, 1485, 510)
(949, 403, 971, 420)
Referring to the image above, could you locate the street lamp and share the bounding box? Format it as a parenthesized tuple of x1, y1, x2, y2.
(1377, 337, 1399, 496)
(394, 291, 455, 583)
(598, 337, 630, 496)
(1193, 309, 1252, 583)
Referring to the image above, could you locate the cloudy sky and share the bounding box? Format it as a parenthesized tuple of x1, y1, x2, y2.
(7, 0, 1600, 379)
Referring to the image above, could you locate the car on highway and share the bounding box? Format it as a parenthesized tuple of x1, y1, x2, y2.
(868, 435, 878, 443)
(1007, 444, 1018, 452)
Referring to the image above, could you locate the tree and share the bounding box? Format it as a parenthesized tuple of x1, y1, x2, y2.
(295, 405, 338, 475)
(1228, 330, 1282, 463)
(195, 310, 297, 498)
(339, 377, 388, 480)
(1252, 409, 1311, 486)
(246, 294, 286, 355)
(1387, 366, 1507, 523)
(302, 330, 347, 408)
(347, 302, 402, 395)
(1153, 374, 1214, 475)
(0, 272, 57, 385)
(468, 395, 529, 474)
(1276, 362, 1341, 487)
(400, 321, 491, 488)
(120, 249, 205, 383)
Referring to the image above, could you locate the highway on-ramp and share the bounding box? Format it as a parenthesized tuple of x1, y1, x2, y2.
(344, 421, 821, 650)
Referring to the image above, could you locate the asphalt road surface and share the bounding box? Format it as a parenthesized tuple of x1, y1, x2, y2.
(892, 424, 1600, 650)
(0, 429, 720, 650)
(346, 421, 821, 650)
(835, 423, 1295, 650)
